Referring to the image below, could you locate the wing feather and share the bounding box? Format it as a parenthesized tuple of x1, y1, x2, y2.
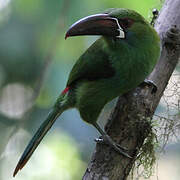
(67, 38, 115, 86)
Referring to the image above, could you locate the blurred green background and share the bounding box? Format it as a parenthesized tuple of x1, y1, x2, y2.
(0, 0, 179, 180)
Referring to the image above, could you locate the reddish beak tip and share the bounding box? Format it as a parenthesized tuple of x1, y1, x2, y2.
(65, 33, 69, 40)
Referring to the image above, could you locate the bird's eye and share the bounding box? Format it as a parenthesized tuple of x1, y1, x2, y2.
(119, 18, 134, 29)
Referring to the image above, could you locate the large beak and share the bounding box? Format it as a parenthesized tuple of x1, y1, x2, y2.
(65, 14, 125, 39)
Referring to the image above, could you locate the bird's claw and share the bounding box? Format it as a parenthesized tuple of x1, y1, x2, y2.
(95, 135, 132, 158)
(140, 79, 157, 94)
(94, 137, 104, 143)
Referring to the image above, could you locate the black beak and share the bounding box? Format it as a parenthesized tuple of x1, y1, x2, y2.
(65, 14, 124, 39)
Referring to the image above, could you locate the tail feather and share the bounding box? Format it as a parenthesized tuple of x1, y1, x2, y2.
(13, 108, 62, 177)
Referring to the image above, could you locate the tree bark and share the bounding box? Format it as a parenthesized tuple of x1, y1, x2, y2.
(83, 0, 180, 179)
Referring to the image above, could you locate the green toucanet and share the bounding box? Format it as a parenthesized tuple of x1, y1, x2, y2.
(13, 8, 160, 177)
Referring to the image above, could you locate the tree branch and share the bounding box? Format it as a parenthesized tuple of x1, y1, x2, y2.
(83, 0, 180, 179)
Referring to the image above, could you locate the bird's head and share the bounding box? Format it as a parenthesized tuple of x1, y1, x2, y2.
(65, 8, 149, 40)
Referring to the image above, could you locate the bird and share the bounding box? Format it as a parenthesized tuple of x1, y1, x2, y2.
(13, 8, 160, 177)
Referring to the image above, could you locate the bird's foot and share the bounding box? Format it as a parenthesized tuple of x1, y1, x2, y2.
(150, 9, 159, 27)
(140, 79, 157, 94)
(95, 135, 132, 158)
(95, 137, 127, 151)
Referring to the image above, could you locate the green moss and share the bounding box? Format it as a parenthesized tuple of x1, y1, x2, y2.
(136, 130, 158, 178)
(130, 117, 160, 179)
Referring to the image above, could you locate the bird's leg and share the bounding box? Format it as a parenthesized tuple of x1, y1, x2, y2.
(94, 136, 128, 150)
(140, 79, 157, 93)
(93, 122, 132, 158)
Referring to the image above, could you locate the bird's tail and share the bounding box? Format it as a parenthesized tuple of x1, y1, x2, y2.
(13, 89, 72, 177)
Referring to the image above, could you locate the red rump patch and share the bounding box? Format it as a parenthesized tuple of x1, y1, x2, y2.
(61, 86, 70, 94)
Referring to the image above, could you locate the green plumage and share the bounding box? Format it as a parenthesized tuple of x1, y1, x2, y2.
(14, 8, 160, 176)
(66, 9, 160, 123)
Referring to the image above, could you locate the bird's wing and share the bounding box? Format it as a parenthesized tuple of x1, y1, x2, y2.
(67, 38, 115, 86)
